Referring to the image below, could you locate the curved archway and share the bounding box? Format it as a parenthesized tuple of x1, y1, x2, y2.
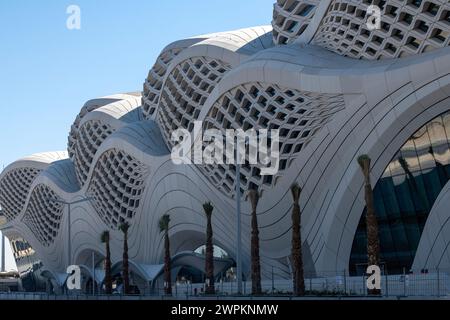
(158, 229, 240, 273)
(350, 110, 450, 275)
(110, 260, 160, 294)
(40, 268, 68, 294)
(155, 228, 238, 286)
(73, 248, 105, 294)
(317, 76, 450, 270)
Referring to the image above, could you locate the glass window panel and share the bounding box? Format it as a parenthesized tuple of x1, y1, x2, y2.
(373, 186, 387, 221)
(388, 155, 403, 177)
(400, 140, 421, 173)
(427, 118, 450, 165)
(380, 178, 402, 219)
(413, 127, 435, 171)
(410, 173, 430, 212)
(442, 113, 450, 142)
(404, 217, 421, 253)
(379, 223, 395, 255)
(390, 221, 410, 252)
(395, 177, 417, 217)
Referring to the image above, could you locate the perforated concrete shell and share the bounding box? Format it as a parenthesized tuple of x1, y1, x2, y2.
(1, 7, 450, 283)
(0, 167, 41, 221)
(0, 152, 68, 222)
(272, 0, 320, 44)
(87, 148, 149, 229)
(23, 185, 64, 247)
(143, 26, 273, 121)
(151, 26, 274, 148)
(313, 0, 450, 60)
(142, 39, 202, 120)
(157, 56, 232, 148)
(200, 82, 345, 197)
(69, 95, 143, 186)
(68, 93, 142, 160)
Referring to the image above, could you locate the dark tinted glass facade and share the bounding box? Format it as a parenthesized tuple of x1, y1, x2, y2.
(350, 111, 450, 275)
(11, 237, 44, 291)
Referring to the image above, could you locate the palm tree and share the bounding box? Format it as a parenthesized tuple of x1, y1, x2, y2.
(101, 231, 113, 294)
(357, 155, 380, 295)
(291, 183, 305, 296)
(119, 222, 130, 295)
(248, 189, 262, 295)
(203, 202, 215, 294)
(159, 214, 172, 295)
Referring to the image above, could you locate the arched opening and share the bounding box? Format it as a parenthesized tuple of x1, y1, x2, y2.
(350, 110, 450, 275)
(74, 249, 105, 294)
(188, 245, 238, 284)
(109, 272, 142, 295)
(109, 261, 155, 295)
(168, 245, 234, 285)
(164, 230, 236, 281)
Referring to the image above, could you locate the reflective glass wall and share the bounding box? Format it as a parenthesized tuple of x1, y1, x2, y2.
(11, 237, 44, 291)
(350, 111, 450, 275)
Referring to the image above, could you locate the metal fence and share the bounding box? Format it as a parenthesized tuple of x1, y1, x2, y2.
(1, 270, 449, 299)
(143, 269, 450, 298)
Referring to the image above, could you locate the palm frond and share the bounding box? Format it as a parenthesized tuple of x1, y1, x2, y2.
(101, 231, 110, 243)
(357, 154, 371, 170)
(159, 214, 170, 233)
(291, 183, 301, 202)
(119, 221, 130, 233)
(203, 202, 214, 216)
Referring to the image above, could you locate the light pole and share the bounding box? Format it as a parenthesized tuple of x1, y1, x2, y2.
(92, 251, 96, 296)
(1, 232, 5, 272)
(47, 196, 93, 266)
(1, 205, 6, 272)
(236, 161, 242, 295)
(235, 137, 250, 295)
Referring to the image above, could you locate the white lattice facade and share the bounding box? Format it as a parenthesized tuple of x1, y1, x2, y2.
(2, 1, 450, 292)
(142, 46, 185, 119)
(23, 185, 64, 248)
(87, 149, 149, 229)
(0, 168, 41, 221)
(157, 56, 232, 147)
(313, 0, 450, 59)
(200, 83, 345, 197)
(272, 0, 320, 44)
(72, 121, 114, 185)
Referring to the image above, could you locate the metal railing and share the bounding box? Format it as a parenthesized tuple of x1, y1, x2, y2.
(155, 269, 450, 298)
(1, 269, 449, 299)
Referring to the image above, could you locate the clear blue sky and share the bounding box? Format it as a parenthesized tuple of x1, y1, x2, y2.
(0, 1, 274, 271)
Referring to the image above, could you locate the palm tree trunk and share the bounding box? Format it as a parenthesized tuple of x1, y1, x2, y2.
(123, 229, 130, 294)
(249, 190, 262, 295)
(104, 240, 112, 295)
(365, 184, 380, 268)
(164, 230, 172, 295)
(358, 155, 381, 295)
(291, 184, 305, 296)
(205, 214, 215, 294)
